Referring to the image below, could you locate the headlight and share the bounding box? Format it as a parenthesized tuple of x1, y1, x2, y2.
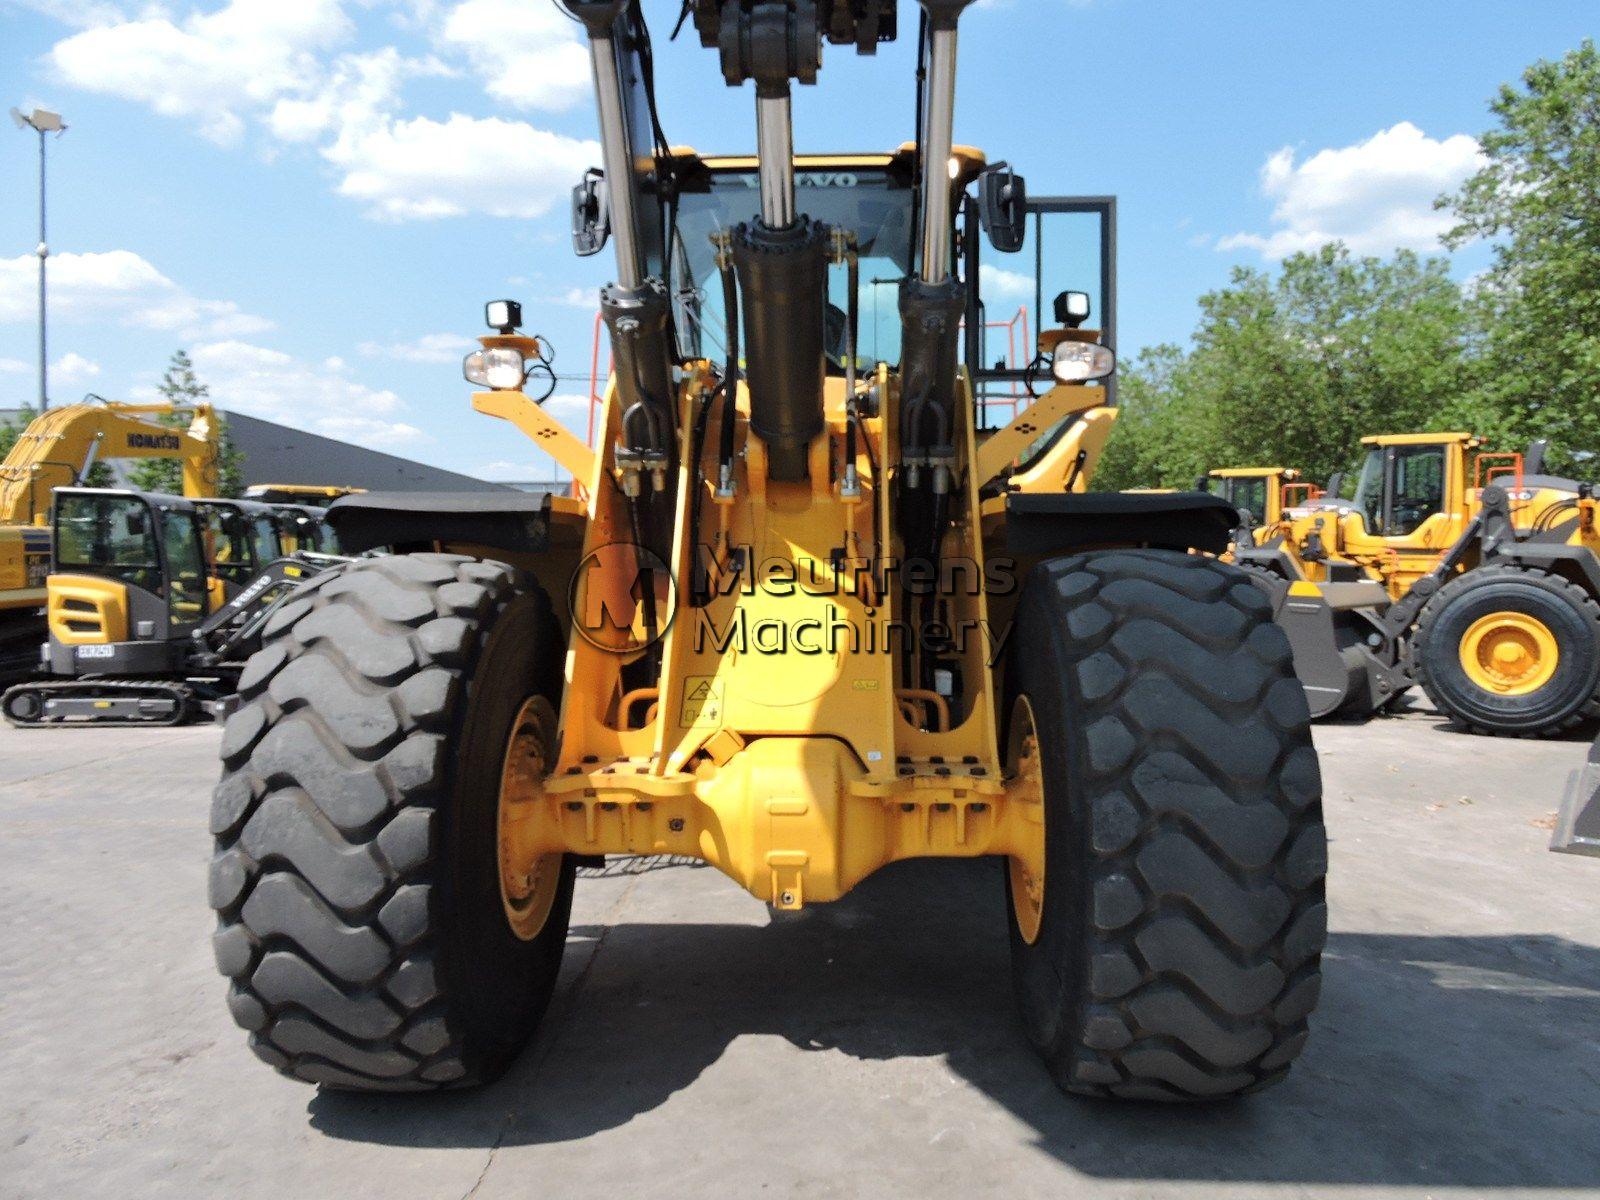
(1051, 342, 1116, 384)
(463, 348, 527, 390)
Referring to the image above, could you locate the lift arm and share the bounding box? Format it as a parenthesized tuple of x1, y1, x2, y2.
(0, 400, 222, 523)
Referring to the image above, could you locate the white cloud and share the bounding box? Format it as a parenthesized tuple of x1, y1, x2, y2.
(53, 352, 100, 384)
(1219, 122, 1484, 260)
(0, 357, 29, 375)
(267, 47, 440, 144)
(40, 0, 601, 224)
(184, 339, 427, 447)
(983, 266, 1035, 300)
(438, 0, 590, 112)
(358, 332, 469, 363)
(326, 113, 597, 220)
(49, 0, 354, 145)
(0, 250, 273, 339)
(475, 459, 536, 481)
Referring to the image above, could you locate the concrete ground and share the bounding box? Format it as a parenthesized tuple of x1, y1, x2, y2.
(2, 703, 1597, 1200)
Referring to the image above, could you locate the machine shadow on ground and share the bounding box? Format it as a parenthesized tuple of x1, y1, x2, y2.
(307, 859, 1600, 1190)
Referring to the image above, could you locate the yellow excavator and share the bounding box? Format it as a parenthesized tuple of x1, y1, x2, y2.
(1236, 432, 1600, 734)
(0, 399, 220, 680)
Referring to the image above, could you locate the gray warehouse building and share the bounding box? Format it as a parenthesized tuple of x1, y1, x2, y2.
(224, 412, 511, 493)
(2, 408, 522, 494)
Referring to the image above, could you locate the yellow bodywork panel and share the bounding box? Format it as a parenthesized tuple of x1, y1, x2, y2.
(974, 384, 1109, 487)
(475, 362, 1043, 909)
(47, 574, 129, 645)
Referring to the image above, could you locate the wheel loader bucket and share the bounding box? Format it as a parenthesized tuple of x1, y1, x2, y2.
(1552, 733, 1600, 858)
(1249, 575, 1403, 718)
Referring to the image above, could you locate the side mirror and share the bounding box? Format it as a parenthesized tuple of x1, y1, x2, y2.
(1525, 439, 1548, 476)
(1194, 475, 1210, 493)
(572, 167, 610, 258)
(1054, 290, 1091, 329)
(977, 163, 1027, 253)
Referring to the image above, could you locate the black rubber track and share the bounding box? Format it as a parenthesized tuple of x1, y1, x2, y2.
(1006, 549, 1327, 1101)
(1414, 563, 1600, 738)
(209, 553, 574, 1090)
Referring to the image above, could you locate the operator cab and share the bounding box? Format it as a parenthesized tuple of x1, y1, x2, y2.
(1349, 434, 1471, 538)
(194, 498, 286, 599)
(270, 503, 339, 555)
(1208, 468, 1286, 529)
(45, 488, 210, 676)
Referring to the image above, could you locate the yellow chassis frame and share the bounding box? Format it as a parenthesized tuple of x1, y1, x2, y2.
(477, 361, 1105, 909)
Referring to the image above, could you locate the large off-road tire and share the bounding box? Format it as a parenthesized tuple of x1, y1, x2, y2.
(1005, 549, 1327, 1101)
(209, 553, 575, 1090)
(1414, 564, 1600, 738)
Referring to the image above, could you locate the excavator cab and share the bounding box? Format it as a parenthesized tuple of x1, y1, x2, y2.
(194, 499, 287, 601)
(270, 503, 339, 555)
(39, 489, 210, 683)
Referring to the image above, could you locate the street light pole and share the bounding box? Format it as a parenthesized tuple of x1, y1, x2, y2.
(11, 107, 66, 412)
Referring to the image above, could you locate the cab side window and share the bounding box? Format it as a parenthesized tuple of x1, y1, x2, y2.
(162, 513, 209, 625)
(1388, 446, 1445, 536)
(1238, 479, 1268, 524)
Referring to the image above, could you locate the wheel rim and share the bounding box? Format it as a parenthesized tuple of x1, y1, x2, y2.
(498, 696, 563, 941)
(1007, 695, 1046, 945)
(1458, 610, 1559, 696)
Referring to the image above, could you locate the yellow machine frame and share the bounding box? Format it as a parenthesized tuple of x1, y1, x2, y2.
(469, 264, 1111, 909)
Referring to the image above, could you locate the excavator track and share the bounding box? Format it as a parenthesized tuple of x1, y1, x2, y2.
(2, 677, 202, 729)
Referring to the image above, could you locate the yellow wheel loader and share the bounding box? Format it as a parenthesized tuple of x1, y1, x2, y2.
(208, 0, 1326, 1101)
(1205, 466, 1336, 549)
(1237, 432, 1600, 734)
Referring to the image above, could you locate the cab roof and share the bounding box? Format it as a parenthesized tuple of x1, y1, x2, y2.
(1360, 432, 1477, 447)
(1210, 467, 1296, 479)
(682, 143, 989, 190)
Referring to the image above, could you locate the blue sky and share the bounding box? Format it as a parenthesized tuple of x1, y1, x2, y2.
(1, 0, 1594, 482)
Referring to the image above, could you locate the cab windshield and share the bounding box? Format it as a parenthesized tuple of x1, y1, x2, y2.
(199, 504, 256, 587)
(671, 167, 915, 367)
(1352, 449, 1385, 533)
(1225, 478, 1271, 523)
(251, 516, 281, 566)
(55, 494, 162, 594)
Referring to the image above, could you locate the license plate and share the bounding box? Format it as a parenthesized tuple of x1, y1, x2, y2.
(75, 644, 116, 659)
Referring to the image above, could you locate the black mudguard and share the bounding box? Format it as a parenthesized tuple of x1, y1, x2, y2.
(1004, 490, 1239, 556)
(327, 492, 551, 557)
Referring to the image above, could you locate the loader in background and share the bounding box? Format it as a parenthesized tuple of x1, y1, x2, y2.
(208, 0, 1326, 1102)
(1237, 432, 1600, 735)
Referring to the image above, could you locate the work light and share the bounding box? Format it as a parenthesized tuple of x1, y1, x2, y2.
(463, 348, 527, 390)
(485, 299, 522, 334)
(1051, 341, 1116, 384)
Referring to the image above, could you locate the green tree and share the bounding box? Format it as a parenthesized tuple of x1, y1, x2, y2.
(0, 406, 34, 461)
(130, 350, 244, 496)
(1094, 246, 1476, 490)
(1441, 39, 1600, 471)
